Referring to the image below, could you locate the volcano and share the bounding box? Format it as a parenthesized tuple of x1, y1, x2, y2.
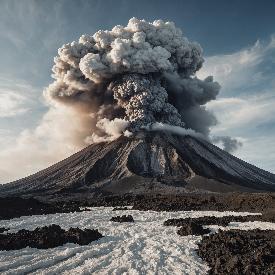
(0, 132, 275, 199)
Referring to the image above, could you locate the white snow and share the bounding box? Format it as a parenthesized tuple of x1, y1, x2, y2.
(0, 208, 270, 275)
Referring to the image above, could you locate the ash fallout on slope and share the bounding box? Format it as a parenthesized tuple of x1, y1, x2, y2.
(44, 18, 240, 152)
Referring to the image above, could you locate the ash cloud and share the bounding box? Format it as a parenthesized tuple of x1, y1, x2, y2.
(45, 17, 235, 147)
(212, 136, 243, 153)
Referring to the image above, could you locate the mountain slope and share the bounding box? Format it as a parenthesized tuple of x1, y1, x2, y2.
(0, 132, 275, 199)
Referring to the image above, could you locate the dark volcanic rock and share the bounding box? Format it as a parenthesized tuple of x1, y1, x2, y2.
(0, 197, 83, 220)
(197, 229, 275, 275)
(261, 210, 275, 223)
(0, 224, 103, 250)
(0, 227, 9, 233)
(177, 222, 211, 236)
(1, 193, 275, 221)
(110, 215, 134, 223)
(132, 193, 275, 212)
(86, 193, 275, 213)
(164, 215, 263, 227)
(112, 207, 130, 211)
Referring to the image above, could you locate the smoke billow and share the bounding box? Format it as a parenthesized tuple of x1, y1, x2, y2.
(212, 136, 243, 153)
(44, 18, 237, 150)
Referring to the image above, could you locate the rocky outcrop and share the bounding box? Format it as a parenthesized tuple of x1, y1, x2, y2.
(0, 197, 82, 220)
(0, 227, 9, 233)
(177, 222, 211, 236)
(112, 207, 130, 211)
(110, 215, 134, 223)
(197, 229, 275, 274)
(0, 224, 103, 250)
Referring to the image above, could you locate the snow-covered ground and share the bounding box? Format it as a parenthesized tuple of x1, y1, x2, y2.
(0, 207, 274, 275)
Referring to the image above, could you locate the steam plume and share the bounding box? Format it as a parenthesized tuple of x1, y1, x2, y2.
(212, 135, 243, 153)
(44, 18, 233, 146)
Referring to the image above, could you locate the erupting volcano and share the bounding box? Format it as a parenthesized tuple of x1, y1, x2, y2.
(1, 18, 274, 199)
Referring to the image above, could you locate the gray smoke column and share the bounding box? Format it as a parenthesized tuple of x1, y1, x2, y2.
(212, 136, 243, 153)
(44, 18, 232, 146)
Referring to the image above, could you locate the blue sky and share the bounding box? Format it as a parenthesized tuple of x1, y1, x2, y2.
(0, 0, 275, 183)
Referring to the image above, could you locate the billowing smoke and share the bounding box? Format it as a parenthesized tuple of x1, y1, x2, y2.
(44, 18, 236, 147)
(212, 136, 243, 153)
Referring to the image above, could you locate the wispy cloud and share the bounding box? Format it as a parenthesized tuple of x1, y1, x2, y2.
(197, 36, 275, 172)
(0, 75, 39, 117)
(207, 92, 275, 131)
(0, 105, 87, 184)
(0, 91, 29, 117)
(0, 75, 89, 184)
(198, 36, 275, 95)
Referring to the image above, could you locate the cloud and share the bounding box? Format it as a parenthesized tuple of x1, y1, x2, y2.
(207, 92, 275, 131)
(211, 135, 243, 153)
(0, 91, 29, 117)
(0, 76, 66, 184)
(197, 36, 275, 172)
(45, 18, 220, 143)
(0, 105, 89, 184)
(0, 75, 39, 116)
(197, 37, 275, 95)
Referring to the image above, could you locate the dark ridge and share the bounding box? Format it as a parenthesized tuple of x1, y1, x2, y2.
(177, 222, 211, 236)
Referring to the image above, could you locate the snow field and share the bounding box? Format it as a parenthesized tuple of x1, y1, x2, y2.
(0, 207, 273, 275)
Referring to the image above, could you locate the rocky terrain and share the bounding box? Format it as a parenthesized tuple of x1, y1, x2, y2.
(0, 224, 103, 250)
(112, 207, 130, 211)
(163, 212, 275, 273)
(1, 193, 274, 220)
(131, 193, 275, 212)
(0, 228, 8, 234)
(110, 215, 134, 223)
(198, 229, 275, 274)
(177, 222, 211, 236)
(163, 215, 264, 227)
(0, 197, 83, 220)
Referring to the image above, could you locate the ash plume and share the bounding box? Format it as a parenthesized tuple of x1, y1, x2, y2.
(212, 136, 243, 153)
(45, 18, 226, 144)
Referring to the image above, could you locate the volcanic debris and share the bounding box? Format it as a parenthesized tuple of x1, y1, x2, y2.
(197, 229, 275, 275)
(0, 224, 103, 250)
(110, 215, 134, 223)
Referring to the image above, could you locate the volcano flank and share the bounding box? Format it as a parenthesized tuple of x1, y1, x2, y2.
(1, 132, 275, 200)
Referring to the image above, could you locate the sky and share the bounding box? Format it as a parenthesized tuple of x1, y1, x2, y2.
(0, 0, 275, 183)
